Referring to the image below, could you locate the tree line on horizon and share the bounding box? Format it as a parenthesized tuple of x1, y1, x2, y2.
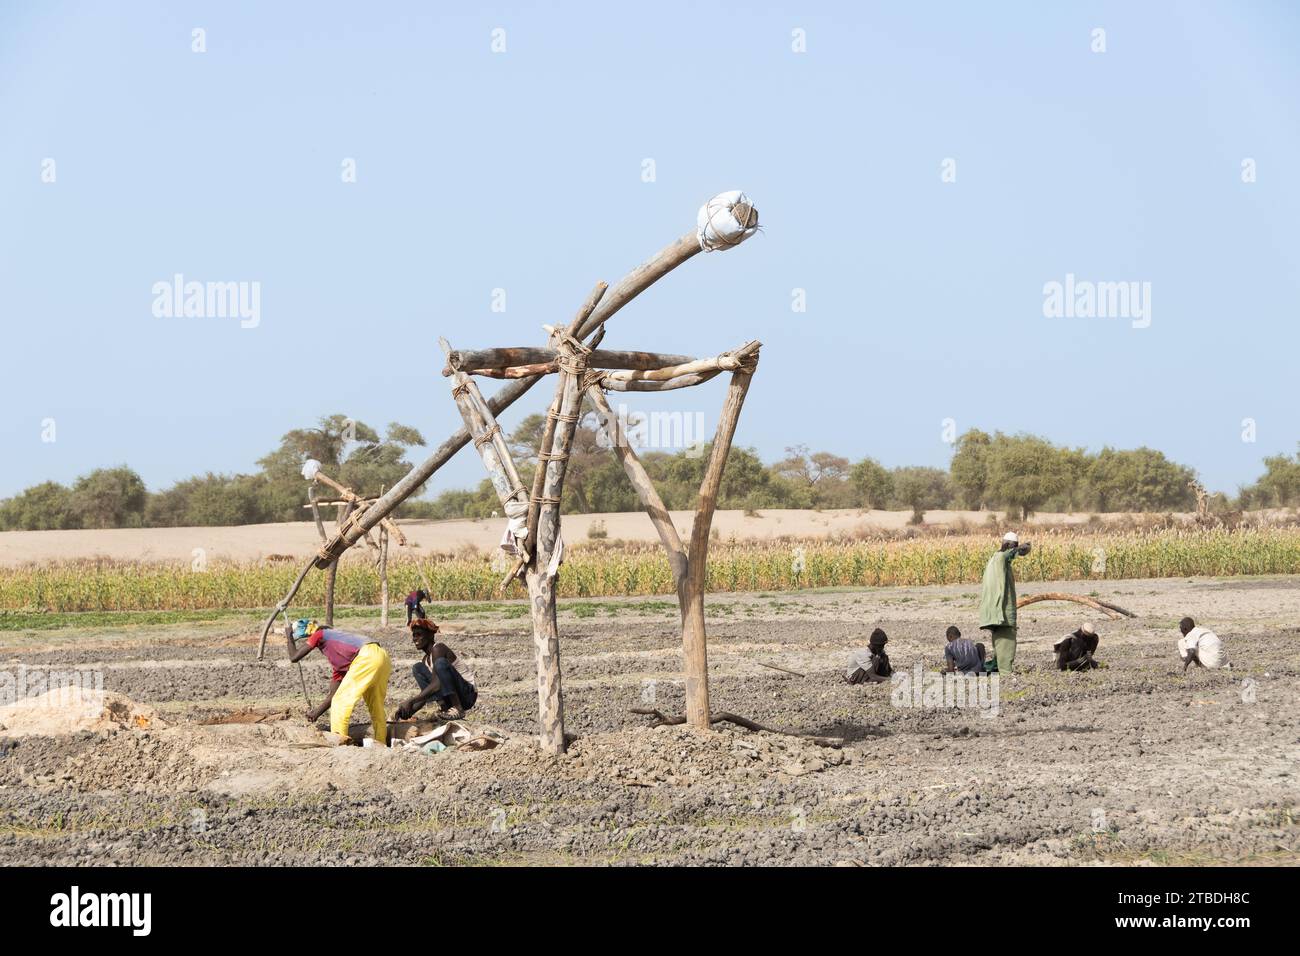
(3, 410, 1298, 532)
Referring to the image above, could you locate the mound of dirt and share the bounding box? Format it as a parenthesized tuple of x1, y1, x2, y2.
(0, 688, 166, 738)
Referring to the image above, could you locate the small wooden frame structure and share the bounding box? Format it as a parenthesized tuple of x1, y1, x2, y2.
(304, 467, 408, 627)
(255, 191, 762, 754)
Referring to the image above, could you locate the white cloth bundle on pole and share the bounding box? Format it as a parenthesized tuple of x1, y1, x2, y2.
(696, 190, 759, 251)
(499, 514, 529, 556)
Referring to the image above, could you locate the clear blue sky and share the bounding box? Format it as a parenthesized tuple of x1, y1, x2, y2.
(3, 0, 1298, 501)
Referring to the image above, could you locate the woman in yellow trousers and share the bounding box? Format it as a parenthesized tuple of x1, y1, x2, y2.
(287, 621, 392, 745)
(329, 643, 392, 745)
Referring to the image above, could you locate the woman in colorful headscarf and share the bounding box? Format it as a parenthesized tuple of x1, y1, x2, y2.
(286, 618, 392, 745)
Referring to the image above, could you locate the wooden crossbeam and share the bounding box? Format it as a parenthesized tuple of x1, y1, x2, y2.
(444, 347, 697, 377)
(308, 230, 708, 569)
(594, 340, 759, 384)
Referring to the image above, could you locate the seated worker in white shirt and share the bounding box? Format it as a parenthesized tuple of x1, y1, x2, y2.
(1177, 616, 1228, 672)
(845, 629, 892, 684)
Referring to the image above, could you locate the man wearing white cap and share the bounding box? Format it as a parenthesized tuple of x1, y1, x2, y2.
(1053, 622, 1100, 671)
(978, 531, 1031, 673)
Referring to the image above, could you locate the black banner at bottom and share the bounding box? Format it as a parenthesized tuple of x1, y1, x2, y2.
(1, 864, 1279, 941)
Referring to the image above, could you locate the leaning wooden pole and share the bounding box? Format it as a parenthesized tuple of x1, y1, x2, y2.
(681, 356, 758, 727)
(316, 233, 706, 560)
(587, 388, 687, 583)
(256, 192, 758, 662)
(258, 229, 703, 658)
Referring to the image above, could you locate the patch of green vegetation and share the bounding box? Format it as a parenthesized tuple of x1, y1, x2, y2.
(0, 601, 548, 632)
(0, 608, 253, 631)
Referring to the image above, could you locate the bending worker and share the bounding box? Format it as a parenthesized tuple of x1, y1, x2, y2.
(286, 619, 392, 745)
(405, 588, 430, 625)
(977, 531, 1031, 674)
(1177, 617, 1229, 672)
(1054, 622, 1101, 671)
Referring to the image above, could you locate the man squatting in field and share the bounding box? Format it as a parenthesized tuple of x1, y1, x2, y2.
(1053, 622, 1100, 671)
(845, 628, 892, 684)
(978, 531, 1032, 674)
(393, 617, 478, 721)
(286, 619, 393, 745)
(1177, 617, 1228, 672)
(942, 625, 987, 674)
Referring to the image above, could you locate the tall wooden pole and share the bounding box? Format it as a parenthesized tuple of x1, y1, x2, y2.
(587, 388, 687, 583)
(681, 365, 755, 727)
(444, 354, 570, 751)
(523, 338, 591, 753)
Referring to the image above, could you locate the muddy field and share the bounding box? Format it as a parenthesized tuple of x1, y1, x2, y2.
(1, 576, 1297, 866)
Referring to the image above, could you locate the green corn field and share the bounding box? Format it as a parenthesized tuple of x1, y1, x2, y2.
(1, 527, 1298, 613)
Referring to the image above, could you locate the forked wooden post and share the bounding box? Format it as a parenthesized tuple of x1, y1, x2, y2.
(522, 324, 601, 752)
(587, 340, 760, 728)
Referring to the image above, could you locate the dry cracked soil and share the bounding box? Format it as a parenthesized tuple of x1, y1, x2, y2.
(1, 577, 1297, 866)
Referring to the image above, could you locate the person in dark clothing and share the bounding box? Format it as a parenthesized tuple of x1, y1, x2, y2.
(393, 618, 477, 720)
(404, 589, 430, 625)
(942, 625, 987, 675)
(1053, 622, 1100, 671)
(846, 628, 892, 684)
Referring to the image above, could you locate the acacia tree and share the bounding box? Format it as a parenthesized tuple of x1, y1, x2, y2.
(255, 416, 426, 520)
(986, 433, 1072, 519)
(1086, 447, 1194, 512)
(1238, 447, 1300, 508)
(70, 467, 147, 529)
(950, 429, 992, 510)
(889, 466, 951, 522)
(850, 457, 893, 509)
(0, 481, 78, 530)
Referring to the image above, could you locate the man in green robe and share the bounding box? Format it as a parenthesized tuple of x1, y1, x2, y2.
(978, 531, 1032, 673)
